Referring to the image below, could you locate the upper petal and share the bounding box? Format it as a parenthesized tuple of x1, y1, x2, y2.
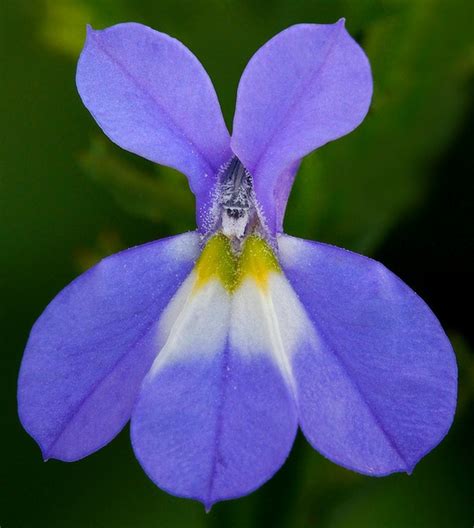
(76, 23, 231, 227)
(278, 235, 457, 475)
(18, 232, 199, 461)
(231, 20, 373, 233)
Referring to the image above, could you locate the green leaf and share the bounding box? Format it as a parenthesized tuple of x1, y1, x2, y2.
(79, 137, 195, 232)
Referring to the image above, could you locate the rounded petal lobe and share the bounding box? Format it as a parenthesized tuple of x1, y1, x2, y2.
(18, 232, 200, 461)
(131, 277, 297, 507)
(278, 235, 457, 475)
(232, 21, 373, 233)
(76, 23, 231, 226)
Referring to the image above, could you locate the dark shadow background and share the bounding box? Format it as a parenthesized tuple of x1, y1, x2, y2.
(1, 1, 473, 527)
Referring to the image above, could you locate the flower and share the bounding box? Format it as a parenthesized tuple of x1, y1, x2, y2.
(18, 20, 457, 509)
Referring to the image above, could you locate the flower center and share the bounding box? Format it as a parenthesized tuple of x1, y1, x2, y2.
(217, 157, 262, 243)
(194, 233, 280, 293)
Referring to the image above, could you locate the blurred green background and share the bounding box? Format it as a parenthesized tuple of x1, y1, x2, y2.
(1, 0, 473, 526)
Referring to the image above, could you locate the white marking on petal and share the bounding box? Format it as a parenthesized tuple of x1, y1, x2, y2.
(277, 234, 305, 266)
(230, 274, 314, 392)
(149, 248, 316, 395)
(163, 230, 201, 262)
(268, 274, 313, 355)
(149, 276, 231, 376)
(154, 272, 196, 353)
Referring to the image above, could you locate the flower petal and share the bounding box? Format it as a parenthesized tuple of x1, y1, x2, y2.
(278, 235, 457, 475)
(18, 232, 199, 462)
(131, 275, 297, 507)
(231, 20, 372, 233)
(76, 23, 231, 227)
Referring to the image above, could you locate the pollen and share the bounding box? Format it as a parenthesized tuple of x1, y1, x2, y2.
(237, 235, 281, 290)
(194, 234, 281, 293)
(194, 234, 237, 292)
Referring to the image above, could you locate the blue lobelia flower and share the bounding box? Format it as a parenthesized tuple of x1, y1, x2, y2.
(18, 20, 457, 508)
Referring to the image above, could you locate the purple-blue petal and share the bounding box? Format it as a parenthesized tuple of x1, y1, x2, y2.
(131, 349, 297, 508)
(18, 232, 199, 461)
(231, 20, 373, 233)
(278, 235, 457, 475)
(76, 23, 231, 229)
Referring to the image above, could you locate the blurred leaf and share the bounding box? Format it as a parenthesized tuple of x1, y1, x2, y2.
(286, 0, 474, 254)
(271, 437, 365, 528)
(73, 229, 125, 271)
(38, 0, 134, 56)
(321, 423, 474, 528)
(451, 333, 474, 412)
(79, 137, 195, 232)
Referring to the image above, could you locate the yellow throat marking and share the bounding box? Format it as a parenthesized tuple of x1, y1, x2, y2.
(194, 234, 280, 293)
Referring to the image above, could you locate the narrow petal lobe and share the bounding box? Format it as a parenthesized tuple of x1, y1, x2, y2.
(231, 21, 372, 232)
(76, 23, 231, 227)
(278, 235, 457, 475)
(18, 233, 199, 461)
